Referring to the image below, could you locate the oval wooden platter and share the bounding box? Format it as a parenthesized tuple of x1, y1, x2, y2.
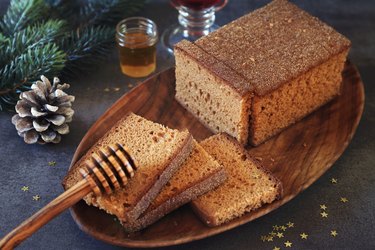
(69, 62, 364, 248)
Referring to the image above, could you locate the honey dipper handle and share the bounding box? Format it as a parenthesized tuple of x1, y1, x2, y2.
(0, 179, 91, 250)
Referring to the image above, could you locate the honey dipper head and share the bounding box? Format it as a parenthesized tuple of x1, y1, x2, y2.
(79, 143, 137, 196)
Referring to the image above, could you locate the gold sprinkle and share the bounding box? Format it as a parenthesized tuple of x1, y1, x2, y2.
(242, 62, 247, 66)
(276, 232, 284, 238)
(280, 225, 287, 231)
(127, 83, 134, 88)
(284, 241, 292, 247)
(270, 158, 275, 162)
(104, 87, 110, 92)
(21, 186, 29, 192)
(331, 230, 338, 237)
(32, 195, 41, 201)
(286, 222, 294, 228)
(320, 211, 328, 218)
(273, 247, 281, 250)
(300, 233, 308, 239)
(331, 178, 338, 184)
(48, 161, 56, 167)
(255, 156, 263, 161)
(267, 236, 274, 242)
(320, 204, 327, 210)
(287, 18, 292, 23)
(269, 23, 274, 27)
(302, 29, 306, 32)
(113, 87, 120, 92)
(250, 57, 255, 62)
(253, 173, 260, 179)
(340, 197, 348, 203)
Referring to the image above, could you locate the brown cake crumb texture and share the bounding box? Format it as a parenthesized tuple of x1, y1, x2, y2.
(175, 0, 351, 145)
(192, 134, 282, 226)
(122, 141, 227, 232)
(175, 40, 252, 145)
(63, 113, 193, 222)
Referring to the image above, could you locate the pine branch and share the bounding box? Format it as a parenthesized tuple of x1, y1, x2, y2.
(80, 0, 145, 27)
(60, 26, 114, 76)
(0, 20, 67, 67)
(0, 0, 50, 35)
(0, 43, 66, 110)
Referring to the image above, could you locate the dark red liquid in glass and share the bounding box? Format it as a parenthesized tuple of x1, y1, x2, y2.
(176, 0, 221, 10)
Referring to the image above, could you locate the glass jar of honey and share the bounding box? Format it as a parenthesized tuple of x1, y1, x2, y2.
(116, 17, 158, 78)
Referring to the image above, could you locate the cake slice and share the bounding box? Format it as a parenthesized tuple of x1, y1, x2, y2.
(62, 113, 193, 222)
(122, 141, 227, 232)
(175, 0, 351, 145)
(191, 133, 282, 226)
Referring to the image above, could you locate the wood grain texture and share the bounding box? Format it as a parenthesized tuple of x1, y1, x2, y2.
(68, 61, 364, 248)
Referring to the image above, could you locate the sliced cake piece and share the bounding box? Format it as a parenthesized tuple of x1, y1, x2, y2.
(191, 133, 282, 226)
(62, 113, 193, 222)
(122, 141, 227, 232)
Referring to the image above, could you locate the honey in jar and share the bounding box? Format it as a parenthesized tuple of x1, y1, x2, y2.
(116, 17, 158, 78)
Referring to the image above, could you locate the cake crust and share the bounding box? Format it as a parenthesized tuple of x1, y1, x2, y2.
(195, 0, 351, 96)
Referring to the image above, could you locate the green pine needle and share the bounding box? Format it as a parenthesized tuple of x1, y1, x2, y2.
(61, 26, 114, 74)
(0, 43, 66, 110)
(0, 0, 50, 35)
(0, 0, 145, 110)
(81, 0, 146, 26)
(0, 19, 67, 66)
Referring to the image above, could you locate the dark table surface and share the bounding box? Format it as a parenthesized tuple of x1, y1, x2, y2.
(0, 0, 374, 249)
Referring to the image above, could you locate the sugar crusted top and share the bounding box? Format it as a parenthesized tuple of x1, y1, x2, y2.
(192, 0, 351, 96)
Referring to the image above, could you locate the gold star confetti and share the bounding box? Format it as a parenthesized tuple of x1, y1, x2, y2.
(21, 186, 29, 192)
(280, 225, 287, 231)
(127, 83, 134, 88)
(273, 225, 279, 231)
(32, 195, 41, 201)
(269, 231, 277, 236)
(340, 197, 348, 203)
(286, 222, 294, 228)
(48, 161, 56, 167)
(284, 241, 292, 247)
(276, 232, 284, 238)
(267, 236, 274, 242)
(320, 211, 328, 218)
(260, 235, 267, 242)
(104, 87, 110, 92)
(320, 204, 327, 210)
(331, 230, 338, 237)
(273, 247, 281, 250)
(300, 233, 308, 239)
(331, 178, 338, 184)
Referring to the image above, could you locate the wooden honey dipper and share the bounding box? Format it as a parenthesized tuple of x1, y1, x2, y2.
(0, 143, 137, 250)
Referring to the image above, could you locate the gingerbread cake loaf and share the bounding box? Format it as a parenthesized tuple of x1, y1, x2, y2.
(175, 0, 351, 145)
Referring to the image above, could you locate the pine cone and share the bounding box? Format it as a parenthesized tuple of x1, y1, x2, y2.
(12, 76, 75, 144)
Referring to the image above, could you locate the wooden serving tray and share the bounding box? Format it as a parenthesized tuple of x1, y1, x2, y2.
(69, 62, 364, 248)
